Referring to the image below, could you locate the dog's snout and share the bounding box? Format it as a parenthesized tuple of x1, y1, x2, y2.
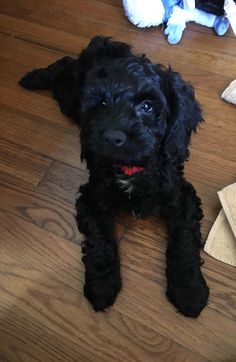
(103, 130, 126, 147)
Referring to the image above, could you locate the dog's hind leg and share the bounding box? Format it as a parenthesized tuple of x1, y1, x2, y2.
(19, 56, 74, 90)
(19, 56, 79, 119)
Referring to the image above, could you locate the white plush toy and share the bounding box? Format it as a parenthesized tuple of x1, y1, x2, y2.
(123, 0, 235, 44)
(123, 0, 165, 28)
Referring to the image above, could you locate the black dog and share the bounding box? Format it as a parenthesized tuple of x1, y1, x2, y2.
(19, 36, 209, 317)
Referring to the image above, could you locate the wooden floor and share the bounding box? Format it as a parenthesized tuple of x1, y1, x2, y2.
(0, 1, 236, 361)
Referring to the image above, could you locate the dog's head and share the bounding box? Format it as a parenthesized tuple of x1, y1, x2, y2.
(76, 37, 202, 169)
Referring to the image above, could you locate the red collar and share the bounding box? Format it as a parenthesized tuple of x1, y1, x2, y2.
(120, 165, 144, 176)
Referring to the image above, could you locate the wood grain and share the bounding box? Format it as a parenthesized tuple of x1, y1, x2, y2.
(0, 106, 81, 168)
(0, 138, 52, 186)
(0, 1, 236, 361)
(0, 173, 80, 242)
(37, 160, 88, 204)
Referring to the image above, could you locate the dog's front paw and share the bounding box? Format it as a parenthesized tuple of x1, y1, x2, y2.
(166, 276, 209, 318)
(84, 271, 122, 312)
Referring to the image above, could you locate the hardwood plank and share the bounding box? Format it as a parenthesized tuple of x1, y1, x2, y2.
(189, 119, 236, 164)
(0, 138, 52, 186)
(0, 85, 71, 127)
(38, 160, 88, 205)
(0, 14, 88, 55)
(203, 255, 236, 321)
(0, 106, 82, 168)
(185, 149, 236, 192)
(0, 0, 129, 30)
(0, 312, 91, 362)
(0, 172, 80, 242)
(119, 220, 167, 284)
(0, 211, 208, 362)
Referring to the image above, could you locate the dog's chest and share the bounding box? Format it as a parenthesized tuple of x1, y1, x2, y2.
(116, 174, 160, 218)
(116, 176, 135, 198)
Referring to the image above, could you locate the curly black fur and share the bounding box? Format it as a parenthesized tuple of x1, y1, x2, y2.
(19, 36, 209, 317)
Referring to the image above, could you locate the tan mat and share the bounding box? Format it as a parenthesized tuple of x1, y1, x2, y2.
(204, 183, 236, 267)
(221, 79, 236, 105)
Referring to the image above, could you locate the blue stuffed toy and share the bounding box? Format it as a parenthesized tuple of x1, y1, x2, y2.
(123, 0, 234, 44)
(163, 0, 230, 44)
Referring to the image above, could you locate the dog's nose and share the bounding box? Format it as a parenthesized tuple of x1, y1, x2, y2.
(103, 130, 126, 147)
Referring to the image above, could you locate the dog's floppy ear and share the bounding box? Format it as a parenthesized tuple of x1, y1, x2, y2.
(157, 66, 203, 163)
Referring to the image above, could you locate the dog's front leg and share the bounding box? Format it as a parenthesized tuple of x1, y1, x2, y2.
(163, 180, 209, 317)
(75, 184, 121, 311)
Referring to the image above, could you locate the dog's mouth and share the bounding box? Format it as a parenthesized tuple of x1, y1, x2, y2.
(113, 164, 145, 176)
(120, 165, 144, 176)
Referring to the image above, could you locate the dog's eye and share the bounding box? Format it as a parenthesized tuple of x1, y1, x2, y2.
(141, 101, 153, 113)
